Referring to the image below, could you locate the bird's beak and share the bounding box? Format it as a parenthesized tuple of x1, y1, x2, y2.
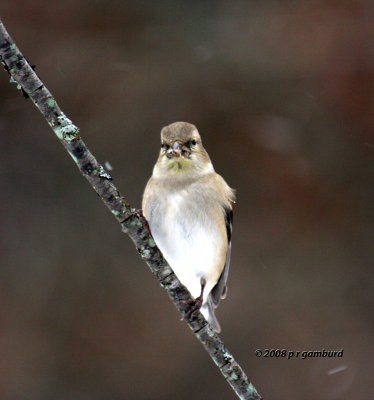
(167, 142, 182, 158)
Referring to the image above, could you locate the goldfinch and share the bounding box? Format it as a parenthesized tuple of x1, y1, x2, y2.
(142, 122, 235, 332)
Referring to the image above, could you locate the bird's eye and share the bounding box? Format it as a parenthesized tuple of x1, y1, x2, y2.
(191, 140, 197, 146)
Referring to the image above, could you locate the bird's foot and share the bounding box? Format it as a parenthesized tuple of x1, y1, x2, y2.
(181, 294, 203, 321)
(181, 279, 206, 321)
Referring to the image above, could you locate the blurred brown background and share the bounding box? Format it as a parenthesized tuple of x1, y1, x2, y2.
(1, 1, 374, 399)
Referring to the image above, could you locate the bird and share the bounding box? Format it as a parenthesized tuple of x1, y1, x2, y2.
(142, 122, 235, 332)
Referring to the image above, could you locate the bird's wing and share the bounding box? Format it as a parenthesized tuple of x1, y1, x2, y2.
(210, 207, 233, 307)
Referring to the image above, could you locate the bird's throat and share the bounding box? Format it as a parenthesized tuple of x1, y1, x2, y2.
(166, 158, 193, 172)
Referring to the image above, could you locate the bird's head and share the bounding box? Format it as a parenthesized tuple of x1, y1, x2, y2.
(153, 122, 213, 177)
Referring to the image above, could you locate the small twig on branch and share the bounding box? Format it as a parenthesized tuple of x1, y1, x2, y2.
(0, 19, 262, 400)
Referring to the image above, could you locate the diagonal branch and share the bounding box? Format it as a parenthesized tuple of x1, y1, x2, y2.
(0, 19, 262, 400)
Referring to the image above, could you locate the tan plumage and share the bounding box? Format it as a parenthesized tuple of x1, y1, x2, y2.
(142, 122, 235, 332)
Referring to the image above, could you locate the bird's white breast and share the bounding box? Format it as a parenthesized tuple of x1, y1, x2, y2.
(147, 189, 224, 301)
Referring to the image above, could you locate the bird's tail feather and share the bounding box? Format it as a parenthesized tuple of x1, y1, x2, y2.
(201, 296, 221, 333)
